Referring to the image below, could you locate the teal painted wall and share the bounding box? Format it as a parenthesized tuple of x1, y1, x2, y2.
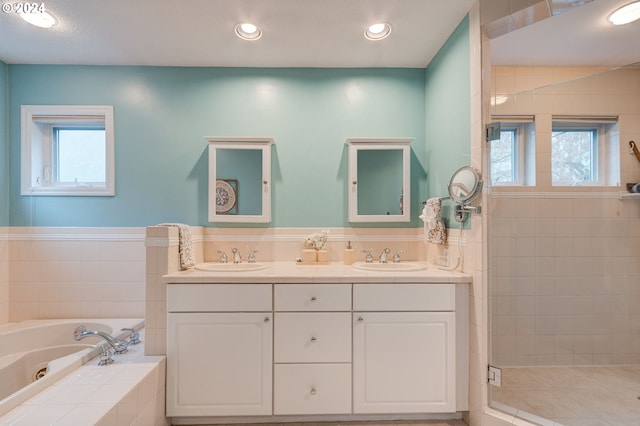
(5, 15, 470, 228)
(425, 15, 470, 226)
(7, 66, 427, 227)
(0, 60, 7, 226)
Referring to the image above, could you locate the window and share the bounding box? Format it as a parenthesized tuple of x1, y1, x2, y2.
(489, 118, 535, 186)
(490, 127, 518, 184)
(551, 117, 618, 186)
(21, 105, 114, 196)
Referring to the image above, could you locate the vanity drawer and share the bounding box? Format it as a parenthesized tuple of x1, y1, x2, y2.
(167, 284, 272, 312)
(353, 283, 455, 311)
(274, 313, 351, 363)
(274, 284, 351, 311)
(274, 363, 351, 415)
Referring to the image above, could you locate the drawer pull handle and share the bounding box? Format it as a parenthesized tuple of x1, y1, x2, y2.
(310, 296, 317, 301)
(310, 387, 317, 395)
(264, 317, 270, 323)
(310, 336, 317, 343)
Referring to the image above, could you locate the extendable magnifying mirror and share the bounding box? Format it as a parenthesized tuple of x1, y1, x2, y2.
(448, 166, 482, 222)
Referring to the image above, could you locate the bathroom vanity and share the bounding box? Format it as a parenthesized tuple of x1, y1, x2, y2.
(164, 263, 470, 423)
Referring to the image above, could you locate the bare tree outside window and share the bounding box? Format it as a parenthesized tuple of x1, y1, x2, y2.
(551, 128, 597, 185)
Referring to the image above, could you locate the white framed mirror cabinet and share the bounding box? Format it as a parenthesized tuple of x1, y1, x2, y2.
(206, 137, 273, 223)
(346, 138, 413, 223)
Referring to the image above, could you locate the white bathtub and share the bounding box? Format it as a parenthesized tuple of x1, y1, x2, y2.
(0, 318, 144, 418)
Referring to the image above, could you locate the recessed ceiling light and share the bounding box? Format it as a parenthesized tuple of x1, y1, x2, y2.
(234, 22, 262, 40)
(607, 1, 640, 25)
(20, 10, 57, 28)
(365, 22, 392, 41)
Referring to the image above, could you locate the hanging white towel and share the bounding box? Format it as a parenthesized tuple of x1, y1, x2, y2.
(419, 198, 447, 244)
(158, 223, 195, 270)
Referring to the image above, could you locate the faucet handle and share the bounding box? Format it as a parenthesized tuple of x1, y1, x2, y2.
(98, 346, 115, 366)
(393, 249, 407, 263)
(248, 250, 258, 263)
(217, 250, 228, 263)
(361, 250, 373, 263)
(121, 328, 141, 345)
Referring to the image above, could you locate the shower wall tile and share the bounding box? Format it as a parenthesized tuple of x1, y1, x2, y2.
(491, 195, 640, 366)
(489, 65, 640, 368)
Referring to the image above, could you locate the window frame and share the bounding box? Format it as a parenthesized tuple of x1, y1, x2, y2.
(21, 105, 115, 196)
(490, 124, 525, 186)
(489, 116, 535, 187)
(551, 120, 608, 187)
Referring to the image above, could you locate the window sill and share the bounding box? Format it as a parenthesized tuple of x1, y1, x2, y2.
(22, 187, 114, 197)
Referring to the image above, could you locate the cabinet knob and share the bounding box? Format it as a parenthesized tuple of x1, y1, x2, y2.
(310, 336, 317, 343)
(310, 296, 317, 302)
(310, 387, 317, 396)
(357, 316, 364, 322)
(264, 317, 270, 323)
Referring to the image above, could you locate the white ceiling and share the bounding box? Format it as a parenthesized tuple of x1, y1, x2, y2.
(0, 0, 637, 69)
(0, 0, 475, 68)
(491, 0, 640, 67)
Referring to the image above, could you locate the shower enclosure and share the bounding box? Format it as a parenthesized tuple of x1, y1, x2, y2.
(487, 64, 640, 424)
(483, 2, 640, 425)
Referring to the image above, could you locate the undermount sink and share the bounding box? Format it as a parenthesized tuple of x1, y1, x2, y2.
(195, 262, 269, 272)
(351, 261, 428, 272)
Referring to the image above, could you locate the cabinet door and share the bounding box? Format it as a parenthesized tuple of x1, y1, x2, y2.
(167, 312, 272, 417)
(353, 312, 455, 413)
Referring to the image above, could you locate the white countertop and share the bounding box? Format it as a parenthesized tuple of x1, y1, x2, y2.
(163, 261, 472, 284)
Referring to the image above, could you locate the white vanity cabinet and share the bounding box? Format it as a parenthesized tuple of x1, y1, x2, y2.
(165, 280, 469, 421)
(273, 284, 352, 415)
(166, 284, 273, 417)
(353, 284, 462, 414)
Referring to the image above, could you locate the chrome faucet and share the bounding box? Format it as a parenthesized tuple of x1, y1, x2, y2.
(232, 247, 242, 263)
(362, 250, 374, 263)
(378, 247, 391, 263)
(74, 325, 129, 354)
(217, 250, 228, 263)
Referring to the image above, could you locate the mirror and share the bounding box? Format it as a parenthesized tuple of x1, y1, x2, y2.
(346, 138, 412, 222)
(206, 137, 273, 223)
(448, 166, 482, 204)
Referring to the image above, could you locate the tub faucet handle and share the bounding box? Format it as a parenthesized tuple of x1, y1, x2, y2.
(98, 346, 115, 366)
(121, 328, 141, 345)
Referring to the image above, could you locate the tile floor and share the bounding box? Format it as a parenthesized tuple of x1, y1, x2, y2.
(491, 366, 640, 426)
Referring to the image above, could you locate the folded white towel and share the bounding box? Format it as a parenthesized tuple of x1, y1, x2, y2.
(158, 223, 195, 270)
(419, 198, 447, 245)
